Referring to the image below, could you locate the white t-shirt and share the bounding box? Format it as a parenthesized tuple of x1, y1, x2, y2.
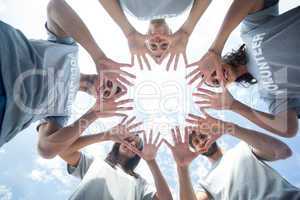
(67, 153, 156, 200)
(198, 142, 300, 200)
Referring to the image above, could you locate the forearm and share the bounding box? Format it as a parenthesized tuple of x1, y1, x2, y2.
(39, 111, 99, 157)
(181, 0, 212, 34)
(48, 0, 105, 65)
(147, 160, 173, 200)
(99, 0, 135, 36)
(230, 124, 292, 160)
(232, 100, 289, 137)
(177, 166, 197, 200)
(210, 0, 259, 53)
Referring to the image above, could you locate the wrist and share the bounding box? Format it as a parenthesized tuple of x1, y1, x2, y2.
(225, 122, 238, 136)
(231, 100, 242, 112)
(146, 159, 157, 165)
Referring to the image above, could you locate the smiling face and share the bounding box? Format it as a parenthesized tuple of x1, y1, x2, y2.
(189, 131, 219, 157)
(119, 135, 142, 159)
(145, 19, 172, 64)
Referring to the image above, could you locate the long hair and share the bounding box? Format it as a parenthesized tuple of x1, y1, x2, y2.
(105, 140, 143, 179)
(222, 44, 257, 87)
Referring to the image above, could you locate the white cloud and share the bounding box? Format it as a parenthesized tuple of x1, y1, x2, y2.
(0, 185, 12, 200)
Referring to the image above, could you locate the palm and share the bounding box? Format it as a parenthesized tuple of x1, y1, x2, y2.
(141, 144, 158, 161)
(171, 144, 197, 167)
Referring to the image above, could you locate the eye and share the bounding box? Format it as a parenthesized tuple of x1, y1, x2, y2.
(103, 90, 110, 97)
(160, 43, 169, 50)
(115, 87, 122, 94)
(107, 80, 113, 88)
(150, 43, 158, 51)
(193, 139, 199, 145)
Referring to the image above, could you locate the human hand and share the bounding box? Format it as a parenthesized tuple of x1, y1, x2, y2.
(186, 112, 235, 150)
(121, 130, 163, 161)
(104, 116, 144, 143)
(166, 29, 189, 71)
(90, 90, 133, 118)
(186, 50, 224, 88)
(96, 56, 136, 90)
(193, 87, 236, 110)
(126, 31, 151, 70)
(164, 127, 201, 167)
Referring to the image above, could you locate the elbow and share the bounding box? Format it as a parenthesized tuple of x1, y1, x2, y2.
(284, 126, 298, 138)
(37, 142, 57, 159)
(47, 0, 63, 17)
(276, 145, 293, 160)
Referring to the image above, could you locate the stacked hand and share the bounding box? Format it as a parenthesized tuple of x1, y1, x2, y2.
(186, 112, 235, 149)
(122, 130, 163, 161)
(90, 90, 133, 118)
(126, 30, 151, 70)
(104, 116, 144, 143)
(96, 56, 136, 90)
(186, 50, 224, 88)
(164, 127, 201, 167)
(166, 28, 189, 71)
(193, 87, 236, 110)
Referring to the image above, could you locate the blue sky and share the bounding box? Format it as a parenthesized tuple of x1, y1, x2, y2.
(0, 0, 300, 199)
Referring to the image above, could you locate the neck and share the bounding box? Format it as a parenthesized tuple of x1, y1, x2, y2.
(231, 65, 249, 81)
(207, 147, 223, 164)
(79, 74, 96, 94)
(116, 155, 128, 167)
(150, 18, 166, 25)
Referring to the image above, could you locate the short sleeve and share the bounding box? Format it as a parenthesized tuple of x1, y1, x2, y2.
(138, 178, 156, 200)
(268, 97, 300, 117)
(45, 23, 77, 46)
(67, 153, 94, 179)
(36, 116, 70, 131)
(241, 0, 279, 34)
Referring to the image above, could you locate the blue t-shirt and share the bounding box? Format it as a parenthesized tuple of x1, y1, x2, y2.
(0, 21, 80, 147)
(240, 1, 300, 116)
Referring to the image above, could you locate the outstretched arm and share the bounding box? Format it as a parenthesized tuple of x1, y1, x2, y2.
(210, 0, 263, 53)
(181, 0, 212, 35)
(47, 0, 106, 68)
(98, 0, 135, 36)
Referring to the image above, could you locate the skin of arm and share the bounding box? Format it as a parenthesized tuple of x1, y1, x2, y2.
(146, 160, 173, 200)
(180, 0, 212, 35)
(229, 123, 293, 161)
(38, 110, 100, 159)
(59, 131, 110, 166)
(47, 0, 106, 71)
(98, 0, 135, 36)
(232, 100, 298, 138)
(210, 0, 263, 53)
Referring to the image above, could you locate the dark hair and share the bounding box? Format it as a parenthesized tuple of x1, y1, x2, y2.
(189, 130, 197, 149)
(105, 139, 143, 179)
(222, 44, 257, 87)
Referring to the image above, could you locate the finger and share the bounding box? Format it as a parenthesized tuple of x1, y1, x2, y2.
(116, 99, 134, 106)
(175, 126, 182, 143)
(188, 113, 204, 120)
(153, 132, 161, 145)
(112, 91, 127, 100)
(119, 70, 136, 79)
(128, 122, 143, 130)
(129, 130, 145, 135)
(166, 54, 175, 71)
(184, 127, 190, 143)
(149, 129, 153, 144)
(115, 80, 128, 91)
(188, 72, 203, 85)
(163, 139, 174, 149)
(186, 61, 199, 68)
(173, 54, 180, 71)
(120, 116, 128, 124)
(104, 113, 128, 118)
(122, 141, 142, 157)
(192, 93, 211, 100)
(183, 52, 188, 66)
(185, 67, 199, 79)
(137, 55, 144, 70)
(118, 75, 134, 86)
(216, 65, 225, 84)
(171, 129, 178, 144)
(196, 71, 211, 88)
(197, 88, 216, 96)
(185, 119, 199, 125)
(116, 62, 133, 68)
(116, 107, 133, 111)
(142, 54, 151, 71)
(157, 139, 163, 148)
(143, 132, 147, 144)
(125, 116, 136, 126)
(195, 101, 211, 105)
(131, 54, 135, 66)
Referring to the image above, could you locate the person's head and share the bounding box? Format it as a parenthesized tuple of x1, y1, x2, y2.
(189, 130, 219, 157)
(145, 19, 172, 64)
(79, 74, 123, 99)
(105, 135, 143, 178)
(204, 44, 257, 88)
